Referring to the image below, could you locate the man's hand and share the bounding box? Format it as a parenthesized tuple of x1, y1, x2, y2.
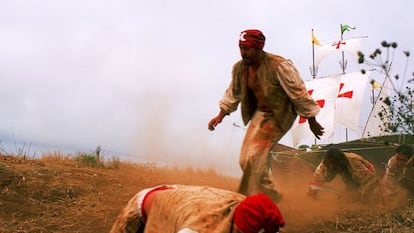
(208, 111, 227, 131)
(308, 117, 324, 139)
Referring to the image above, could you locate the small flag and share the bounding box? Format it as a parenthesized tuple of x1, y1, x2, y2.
(312, 30, 321, 46)
(371, 79, 382, 90)
(341, 24, 356, 35)
(315, 37, 364, 66)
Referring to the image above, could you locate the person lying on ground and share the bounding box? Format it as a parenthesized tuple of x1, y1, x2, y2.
(307, 147, 382, 203)
(382, 144, 414, 202)
(110, 184, 285, 233)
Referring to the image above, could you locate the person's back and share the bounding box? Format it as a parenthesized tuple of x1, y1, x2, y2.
(143, 186, 243, 232)
(344, 152, 377, 188)
(110, 184, 285, 233)
(343, 152, 380, 203)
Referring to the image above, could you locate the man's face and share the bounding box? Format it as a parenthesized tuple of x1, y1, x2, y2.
(396, 153, 409, 163)
(239, 44, 259, 65)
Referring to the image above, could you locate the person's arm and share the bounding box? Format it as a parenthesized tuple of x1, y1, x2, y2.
(307, 162, 326, 198)
(276, 60, 324, 138)
(208, 110, 228, 131)
(208, 63, 241, 131)
(307, 117, 324, 139)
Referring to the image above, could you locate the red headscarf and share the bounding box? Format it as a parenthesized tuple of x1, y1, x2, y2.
(234, 193, 285, 233)
(239, 29, 266, 50)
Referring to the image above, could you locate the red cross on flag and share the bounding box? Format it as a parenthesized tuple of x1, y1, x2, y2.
(298, 90, 325, 124)
(315, 37, 364, 66)
(332, 40, 347, 49)
(290, 76, 340, 147)
(334, 71, 369, 131)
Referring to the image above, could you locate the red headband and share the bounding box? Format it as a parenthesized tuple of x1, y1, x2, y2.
(234, 193, 285, 233)
(239, 29, 266, 50)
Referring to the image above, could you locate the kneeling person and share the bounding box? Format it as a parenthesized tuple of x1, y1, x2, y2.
(382, 144, 414, 202)
(307, 147, 381, 203)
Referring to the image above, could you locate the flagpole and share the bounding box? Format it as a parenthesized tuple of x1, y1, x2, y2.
(339, 24, 347, 74)
(362, 46, 397, 138)
(311, 29, 317, 146)
(311, 29, 317, 79)
(339, 24, 349, 142)
(372, 88, 375, 105)
(362, 75, 390, 138)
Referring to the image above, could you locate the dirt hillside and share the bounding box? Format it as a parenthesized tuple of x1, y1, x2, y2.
(0, 153, 413, 233)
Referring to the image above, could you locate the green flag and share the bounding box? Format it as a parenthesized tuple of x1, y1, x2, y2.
(341, 24, 356, 34)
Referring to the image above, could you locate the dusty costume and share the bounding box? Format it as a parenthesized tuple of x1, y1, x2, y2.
(308, 148, 381, 202)
(208, 29, 322, 202)
(382, 144, 414, 201)
(403, 157, 414, 196)
(110, 184, 285, 233)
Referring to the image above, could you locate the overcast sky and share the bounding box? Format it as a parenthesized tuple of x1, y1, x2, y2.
(0, 0, 412, 176)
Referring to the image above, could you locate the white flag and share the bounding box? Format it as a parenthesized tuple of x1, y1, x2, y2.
(362, 77, 393, 138)
(334, 72, 370, 131)
(315, 37, 364, 66)
(291, 76, 340, 147)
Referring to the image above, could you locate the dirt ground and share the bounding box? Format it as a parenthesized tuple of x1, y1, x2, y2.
(0, 153, 413, 233)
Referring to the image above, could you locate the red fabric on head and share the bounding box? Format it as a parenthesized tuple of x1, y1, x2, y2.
(234, 193, 285, 233)
(239, 29, 266, 50)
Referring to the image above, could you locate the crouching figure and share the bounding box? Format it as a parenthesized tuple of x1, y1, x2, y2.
(110, 184, 285, 233)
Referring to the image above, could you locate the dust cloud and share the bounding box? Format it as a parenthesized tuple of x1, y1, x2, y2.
(130, 90, 245, 176)
(270, 156, 386, 232)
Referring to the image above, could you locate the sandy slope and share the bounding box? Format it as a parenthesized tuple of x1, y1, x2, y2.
(0, 154, 412, 233)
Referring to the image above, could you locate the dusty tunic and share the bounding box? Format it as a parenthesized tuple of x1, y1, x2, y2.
(402, 156, 414, 195)
(110, 185, 245, 233)
(312, 152, 380, 201)
(219, 52, 320, 200)
(383, 155, 414, 199)
(220, 53, 320, 130)
(382, 155, 406, 199)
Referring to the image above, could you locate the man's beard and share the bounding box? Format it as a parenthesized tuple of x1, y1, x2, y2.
(242, 56, 256, 65)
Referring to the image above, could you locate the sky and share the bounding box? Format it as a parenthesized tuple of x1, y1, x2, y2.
(0, 0, 413, 176)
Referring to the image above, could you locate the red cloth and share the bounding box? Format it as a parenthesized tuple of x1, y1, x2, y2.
(239, 29, 266, 50)
(141, 186, 173, 222)
(234, 193, 285, 233)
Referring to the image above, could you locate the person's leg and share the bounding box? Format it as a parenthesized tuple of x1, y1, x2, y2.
(238, 111, 284, 203)
(260, 143, 283, 203)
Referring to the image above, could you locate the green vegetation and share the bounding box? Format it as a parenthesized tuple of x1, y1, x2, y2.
(74, 153, 103, 168)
